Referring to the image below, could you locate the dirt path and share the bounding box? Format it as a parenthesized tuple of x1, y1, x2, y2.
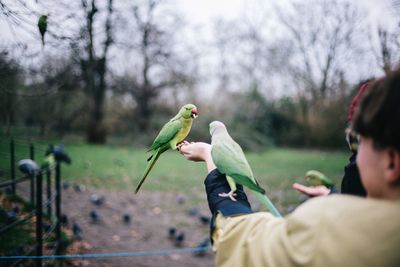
(61, 184, 215, 267)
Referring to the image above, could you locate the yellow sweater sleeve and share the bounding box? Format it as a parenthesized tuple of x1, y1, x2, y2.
(212, 207, 319, 267)
(211, 195, 400, 267)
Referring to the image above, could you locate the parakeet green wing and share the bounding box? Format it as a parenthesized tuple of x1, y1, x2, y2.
(149, 119, 183, 152)
(211, 142, 265, 194)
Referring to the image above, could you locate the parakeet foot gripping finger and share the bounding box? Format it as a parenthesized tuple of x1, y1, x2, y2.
(218, 175, 238, 201)
(218, 191, 238, 202)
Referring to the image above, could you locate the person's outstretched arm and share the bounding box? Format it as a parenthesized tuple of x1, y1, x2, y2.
(179, 142, 320, 267)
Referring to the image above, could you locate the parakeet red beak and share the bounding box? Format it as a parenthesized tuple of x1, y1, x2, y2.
(191, 108, 198, 118)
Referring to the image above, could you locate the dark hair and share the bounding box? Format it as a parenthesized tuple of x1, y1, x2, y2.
(352, 70, 400, 151)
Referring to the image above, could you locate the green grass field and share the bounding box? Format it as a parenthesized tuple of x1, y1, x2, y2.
(0, 138, 349, 213)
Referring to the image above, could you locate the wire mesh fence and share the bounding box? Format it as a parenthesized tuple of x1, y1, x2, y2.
(0, 138, 210, 266)
(0, 139, 64, 267)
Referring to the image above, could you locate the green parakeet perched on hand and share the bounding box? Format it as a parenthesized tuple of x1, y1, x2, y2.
(135, 104, 198, 193)
(209, 121, 281, 217)
(305, 170, 334, 188)
(38, 15, 48, 46)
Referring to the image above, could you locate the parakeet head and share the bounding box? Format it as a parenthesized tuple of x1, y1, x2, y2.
(39, 15, 48, 22)
(209, 121, 226, 135)
(305, 170, 326, 184)
(180, 104, 198, 119)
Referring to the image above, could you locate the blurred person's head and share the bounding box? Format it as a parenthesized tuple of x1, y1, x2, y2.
(352, 70, 400, 199)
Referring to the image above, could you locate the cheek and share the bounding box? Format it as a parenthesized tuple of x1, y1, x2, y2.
(356, 149, 372, 191)
(356, 143, 370, 177)
(356, 146, 365, 169)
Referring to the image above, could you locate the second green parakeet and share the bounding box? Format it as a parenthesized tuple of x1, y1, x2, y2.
(305, 170, 334, 188)
(135, 104, 198, 193)
(209, 121, 281, 217)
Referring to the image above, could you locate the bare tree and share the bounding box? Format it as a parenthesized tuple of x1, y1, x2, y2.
(0, 0, 115, 142)
(0, 51, 22, 135)
(370, 25, 400, 75)
(393, 0, 400, 13)
(274, 0, 366, 100)
(213, 19, 237, 93)
(211, 4, 274, 96)
(231, 2, 275, 95)
(78, 0, 114, 143)
(119, 0, 190, 131)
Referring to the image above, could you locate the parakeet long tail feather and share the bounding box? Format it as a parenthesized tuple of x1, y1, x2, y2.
(135, 149, 161, 194)
(254, 191, 282, 217)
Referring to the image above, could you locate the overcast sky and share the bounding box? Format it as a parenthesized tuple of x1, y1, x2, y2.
(1, 0, 397, 44)
(0, 0, 398, 98)
(175, 0, 397, 28)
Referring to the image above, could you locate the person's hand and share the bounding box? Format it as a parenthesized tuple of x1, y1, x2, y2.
(178, 141, 216, 172)
(178, 141, 211, 162)
(292, 183, 331, 197)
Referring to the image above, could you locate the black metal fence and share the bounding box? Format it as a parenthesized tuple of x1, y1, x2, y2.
(0, 139, 64, 267)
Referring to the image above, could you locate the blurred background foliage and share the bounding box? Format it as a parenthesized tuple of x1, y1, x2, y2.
(0, 0, 399, 151)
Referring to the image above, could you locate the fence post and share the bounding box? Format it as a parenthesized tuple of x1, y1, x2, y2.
(36, 172, 43, 267)
(55, 162, 61, 257)
(30, 174, 36, 205)
(30, 143, 35, 205)
(10, 139, 16, 194)
(30, 143, 35, 160)
(46, 169, 52, 218)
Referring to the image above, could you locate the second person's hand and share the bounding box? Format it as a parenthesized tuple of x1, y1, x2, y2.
(292, 183, 331, 197)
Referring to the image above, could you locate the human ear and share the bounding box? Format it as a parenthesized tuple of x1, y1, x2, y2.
(384, 148, 400, 185)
